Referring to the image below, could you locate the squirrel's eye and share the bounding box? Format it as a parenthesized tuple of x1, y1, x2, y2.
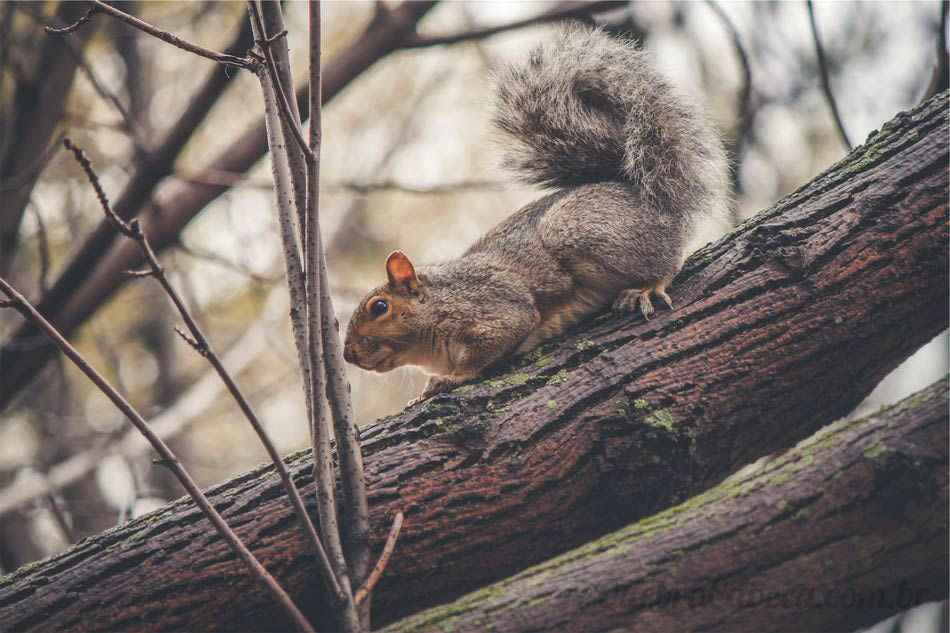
(370, 299, 389, 318)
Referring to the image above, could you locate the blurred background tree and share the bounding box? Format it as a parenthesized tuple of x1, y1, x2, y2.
(0, 8, 945, 627)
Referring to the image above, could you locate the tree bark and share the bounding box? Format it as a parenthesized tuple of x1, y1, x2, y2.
(384, 380, 950, 633)
(0, 93, 946, 632)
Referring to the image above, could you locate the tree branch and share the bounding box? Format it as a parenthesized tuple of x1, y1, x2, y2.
(1, 92, 945, 632)
(385, 380, 949, 632)
(399, 0, 621, 48)
(0, 1, 439, 410)
(0, 279, 315, 633)
(62, 136, 346, 607)
(805, 0, 852, 149)
(47, 0, 252, 69)
(0, 12, 255, 406)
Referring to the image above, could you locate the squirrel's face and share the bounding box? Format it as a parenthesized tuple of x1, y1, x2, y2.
(343, 251, 425, 373)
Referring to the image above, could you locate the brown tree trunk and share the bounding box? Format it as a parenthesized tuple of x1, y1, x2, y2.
(0, 93, 946, 632)
(384, 380, 950, 633)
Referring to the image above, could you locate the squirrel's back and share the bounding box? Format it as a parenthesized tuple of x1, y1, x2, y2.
(492, 25, 731, 227)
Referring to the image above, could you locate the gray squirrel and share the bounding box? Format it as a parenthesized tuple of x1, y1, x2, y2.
(343, 25, 732, 404)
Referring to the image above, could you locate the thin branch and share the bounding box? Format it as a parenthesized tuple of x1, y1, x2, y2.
(704, 0, 752, 139)
(62, 33, 151, 156)
(44, 491, 77, 544)
(61, 137, 347, 607)
(246, 5, 360, 629)
(257, 0, 311, 244)
(300, 3, 364, 630)
(20, 7, 150, 155)
(399, 0, 621, 48)
(805, 0, 852, 149)
(0, 284, 287, 519)
(47, 0, 251, 69)
(0, 278, 315, 633)
(44, 6, 95, 34)
(919, 0, 949, 104)
(27, 200, 50, 298)
(354, 512, 404, 607)
(247, 3, 313, 162)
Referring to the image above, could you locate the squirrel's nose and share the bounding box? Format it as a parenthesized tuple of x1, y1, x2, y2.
(343, 346, 355, 364)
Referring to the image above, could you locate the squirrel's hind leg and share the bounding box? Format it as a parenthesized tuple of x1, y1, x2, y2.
(613, 274, 675, 320)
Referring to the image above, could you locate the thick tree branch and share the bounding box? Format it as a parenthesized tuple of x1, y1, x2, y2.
(386, 380, 950, 633)
(0, 93, 945, 631)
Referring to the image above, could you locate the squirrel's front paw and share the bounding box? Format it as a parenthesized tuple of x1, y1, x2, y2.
(408, 377, 454, 406)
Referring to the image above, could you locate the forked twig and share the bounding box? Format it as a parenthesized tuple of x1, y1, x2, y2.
(46, 1, 251, 69)
(354, 512, 404, 606)
(61, 137, 346, 607)
(0, 279, 314, 633)
(247, 3, 313, 162)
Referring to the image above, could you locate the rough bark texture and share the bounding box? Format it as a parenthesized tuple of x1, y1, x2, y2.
(0, 93, 946, 632)
(385, 380, 950, 633)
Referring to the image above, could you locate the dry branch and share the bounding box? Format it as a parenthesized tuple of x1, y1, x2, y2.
(399, 0, 619, 48)
(0, 93, 945, 631)
(48, 0, 251, 69)
(805, 0, 852, 149)
(0, 12, 255, 404)
(0, 279, 314, 633)
(247, 2, 360, 629)
(62, 136, 345, 607)
(385, 380, 950, 632)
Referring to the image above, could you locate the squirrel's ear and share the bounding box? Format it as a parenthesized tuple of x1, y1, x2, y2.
(386, 250, 421, 295)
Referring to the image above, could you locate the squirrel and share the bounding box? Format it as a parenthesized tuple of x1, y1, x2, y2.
(343, 25, 731, 404)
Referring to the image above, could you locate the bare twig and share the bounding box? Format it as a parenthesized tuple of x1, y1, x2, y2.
(247, 4, 313, 162)
(44, 6, 95, 35)
(61, 137, 347, 607)
(21, 7, 150, 155)
(805, 0, 852, 149)
(27, 200, 50, 297)
(0, 278, 315, 633)
(47, 0, 251, 69)
(354, 512, 404, 607)
(919, 0, 949, 104)
(0, 285, 287, 519)
(304, 6, 372, 627)
(257, 0, 311, 244)
(63, 35, 151, 156)
(704, 0, 752, 139)
(246, 5, 360, 629)
(399, 0, 620, 48)
(44, 491, 77, 544)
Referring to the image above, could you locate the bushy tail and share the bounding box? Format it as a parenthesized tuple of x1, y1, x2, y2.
(493, 26, 730, 218)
